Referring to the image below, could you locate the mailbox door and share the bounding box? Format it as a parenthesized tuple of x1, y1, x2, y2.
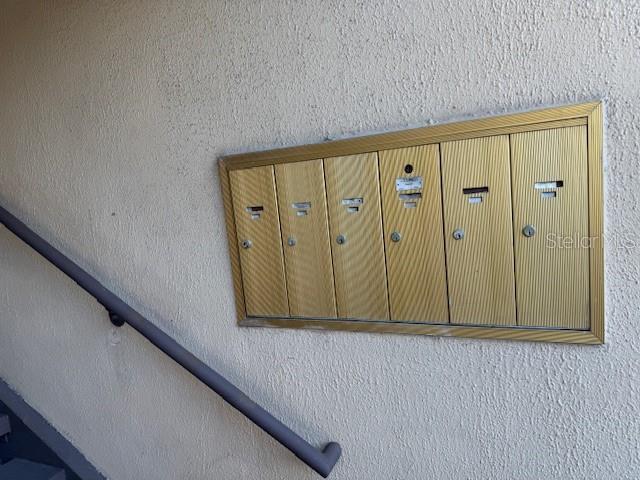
(229, 166, 289, 317)
(511, 126, 590, 329)
(441, 135, 516, 325)
(324, 153, 389, 320)
(275, 160, 337, 318)
(379, 145, 449, 323)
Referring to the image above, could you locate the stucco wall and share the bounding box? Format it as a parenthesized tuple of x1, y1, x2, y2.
(0, 1, 638, 479)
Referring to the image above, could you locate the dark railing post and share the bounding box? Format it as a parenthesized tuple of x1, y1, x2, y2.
(0, 204, 341, 478)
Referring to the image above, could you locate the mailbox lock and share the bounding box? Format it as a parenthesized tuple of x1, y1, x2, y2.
(522, 225, 536, 238)
(336, 234, 347, 245)
(452, 229, 465, 241)
(391, 231, 402, 243)
(241, 240, 252, 249)
(287, 237, 297, 247)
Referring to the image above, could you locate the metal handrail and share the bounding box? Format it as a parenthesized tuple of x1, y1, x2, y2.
(0, 204, 341, 478)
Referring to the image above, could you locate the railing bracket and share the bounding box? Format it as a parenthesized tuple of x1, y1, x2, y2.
(108, 311, 125, 327)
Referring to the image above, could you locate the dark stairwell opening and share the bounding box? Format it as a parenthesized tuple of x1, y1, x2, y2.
(0, 400, 79, 480)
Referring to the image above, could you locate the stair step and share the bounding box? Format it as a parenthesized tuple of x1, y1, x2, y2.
(0, 414, 9, 437)
(0, 458, 66, 480)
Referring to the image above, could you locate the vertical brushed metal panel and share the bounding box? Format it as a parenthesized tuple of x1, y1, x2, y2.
(586, 105, 605, 341)
(441, 135, 517, 325)
(219, 161, 247, 321)
(229, 166, 289, 317)
(511, 126, 589, 329)
(275, 160, 337, 318)
(324, 153, 389, 320)
(379, 145, 449, 323)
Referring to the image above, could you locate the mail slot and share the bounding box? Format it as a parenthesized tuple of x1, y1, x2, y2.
(379, 144, 449, 323)
(274, 160, 337, 318)
(441, 136, 517, 325)
(510, 126, 589, 329)
(229, 166, 289, 317)
(324, 153, 389, 320)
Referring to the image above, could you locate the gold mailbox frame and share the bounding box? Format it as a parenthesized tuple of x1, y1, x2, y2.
(219, 102, 604, 344)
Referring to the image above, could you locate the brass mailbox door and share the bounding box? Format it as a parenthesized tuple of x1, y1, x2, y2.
(510, 126, 589, 329)
(229, 166, 289, 317)
(379, 145, 449, 323)
(275, 160, 337, 318)
(324, 153, 389, 320)
(441, 136, 516, 325)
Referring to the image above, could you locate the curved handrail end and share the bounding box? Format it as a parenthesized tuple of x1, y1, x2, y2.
(316, 442, 342, 478)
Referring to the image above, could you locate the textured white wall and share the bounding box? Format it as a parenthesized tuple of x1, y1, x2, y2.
(0, 1, 639, 479)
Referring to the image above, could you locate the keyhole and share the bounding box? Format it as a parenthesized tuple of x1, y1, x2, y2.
(522, 225, 536, 238)
(404, 164, 414, 174)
